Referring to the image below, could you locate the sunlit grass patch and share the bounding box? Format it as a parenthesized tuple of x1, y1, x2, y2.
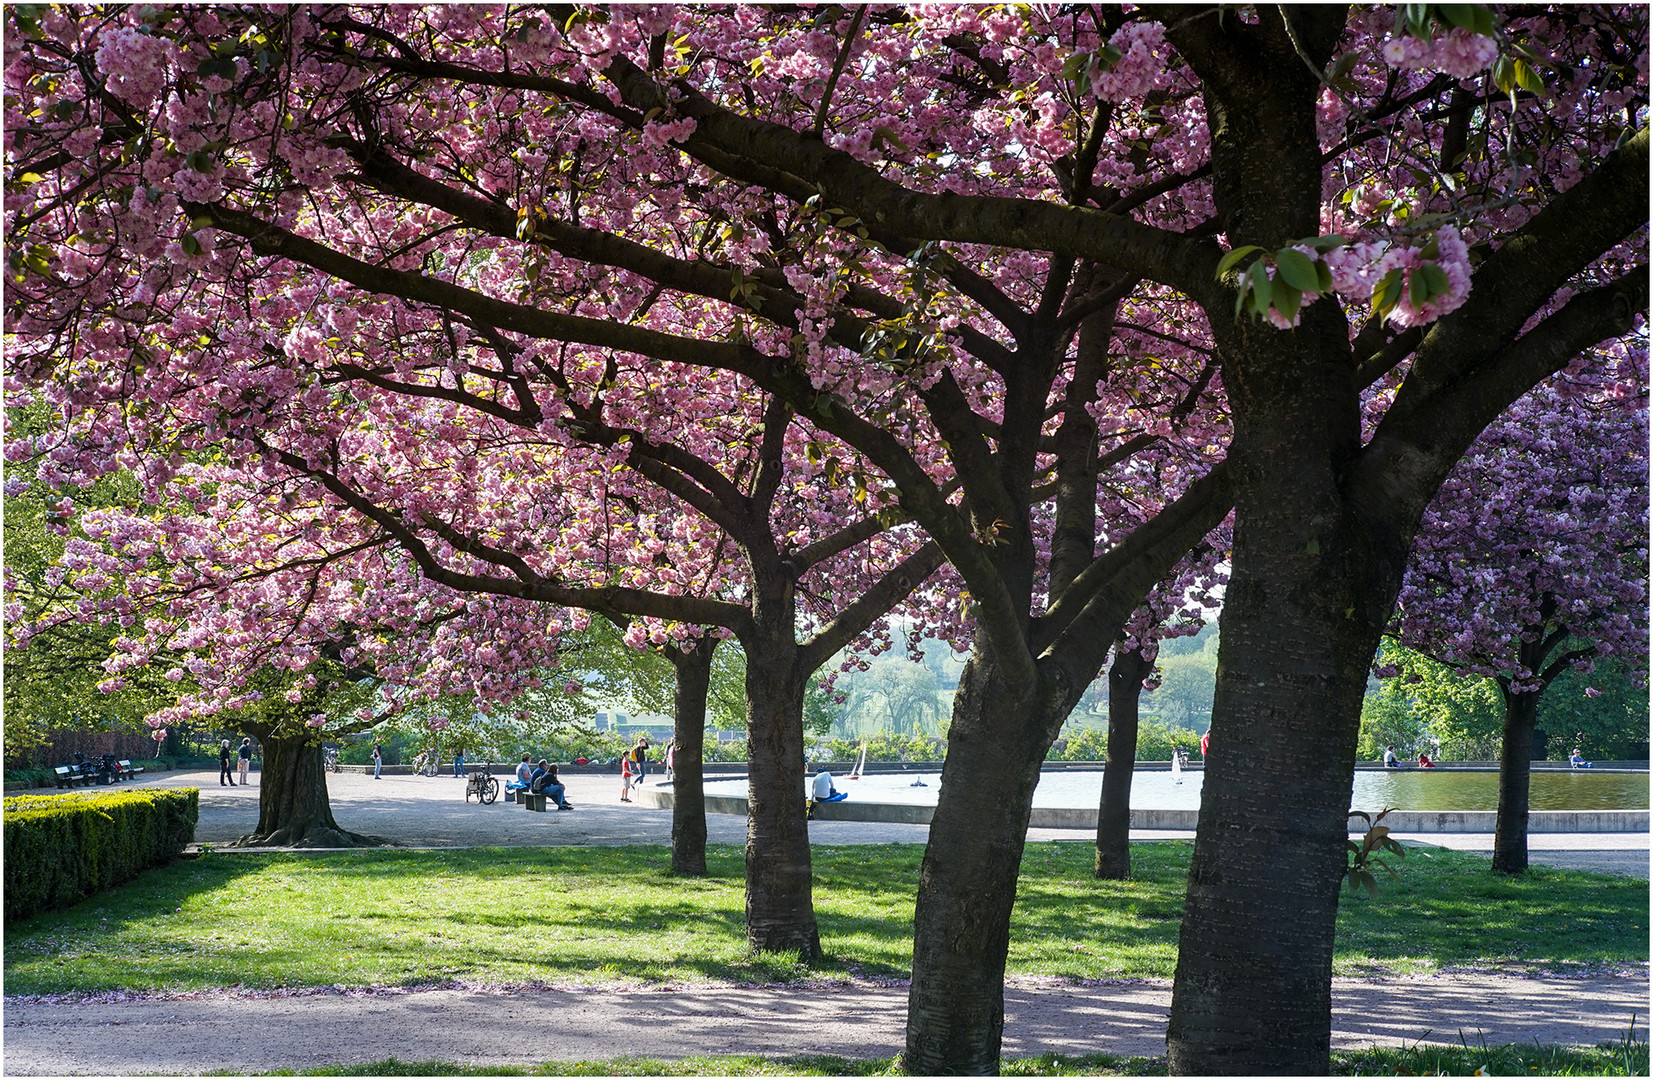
(3, 841, 1644, 996)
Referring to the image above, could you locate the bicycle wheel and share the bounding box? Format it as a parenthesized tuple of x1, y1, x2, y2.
(481, 776, 499, 804)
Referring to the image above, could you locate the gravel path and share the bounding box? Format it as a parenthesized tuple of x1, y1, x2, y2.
(5, 971, 1648, 1075)
(4, 768, 1645, 1075)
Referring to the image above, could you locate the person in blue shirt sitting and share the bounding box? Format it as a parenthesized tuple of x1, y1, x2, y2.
(507, 753, 534, 794)
(1569, 747, 1594, 769)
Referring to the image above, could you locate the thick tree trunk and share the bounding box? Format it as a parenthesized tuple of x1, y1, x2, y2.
(1166, 534, 1391, 1075)
(741, 601, 819, 957)
(1095, 646, 1152, 879)
(1491, 687, 1540, 875)
(903, 650, 1069, 1074)
(235, 731, 385, 848)
(666, 641, 712, 876)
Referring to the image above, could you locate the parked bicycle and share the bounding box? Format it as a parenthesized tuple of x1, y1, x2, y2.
(412, 750, 440, 777)
(323, 745, 341, 773)
(72, 751, 117, 784)
(465, 763, 499, 805)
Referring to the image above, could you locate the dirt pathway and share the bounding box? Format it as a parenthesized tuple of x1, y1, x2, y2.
(4, 970, 1646, 1075)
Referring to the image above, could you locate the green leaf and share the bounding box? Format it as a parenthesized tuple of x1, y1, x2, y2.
(1274, 248, 1319, 292)
(1271, 281, 1302, 320)
(1215, 244, 1263, 278)
(1306, 537, 1321, 556)
(1408, 265, 1436, 307)
(1513, 59, 1545, 95)
(1472, 6, 1498, 37)
(1307, 233, 1347, 252)
(180, 234, 203, 257)
(1371, 268, 1405, 316)
(1420, 263, 1450, 297)
(1241, 262, 1272, 317)
(1436, 4, 1477, 30)
(1327, 52, 1359, 83)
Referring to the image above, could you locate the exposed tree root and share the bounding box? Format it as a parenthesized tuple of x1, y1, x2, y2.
(230, 825, 392, 849)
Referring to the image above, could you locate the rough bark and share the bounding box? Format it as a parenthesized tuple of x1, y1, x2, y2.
(235, 730, 386, 848)
(741, 581, 819, 957)
(903, 651, 1073, 1074)
(1162, 11, 1386, 1073)
(1491, 687, 1539, 875)
(1095, 646, 1153, 879)
(665, 641, 713, 877)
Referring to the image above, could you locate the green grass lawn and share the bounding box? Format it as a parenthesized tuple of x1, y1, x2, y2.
(2, 841, 1645, 997)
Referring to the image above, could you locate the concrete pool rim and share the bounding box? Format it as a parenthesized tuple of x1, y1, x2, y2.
(638, 763, 1650, 833)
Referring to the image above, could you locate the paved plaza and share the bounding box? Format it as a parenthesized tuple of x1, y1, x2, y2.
(154, 765, 1650, 878)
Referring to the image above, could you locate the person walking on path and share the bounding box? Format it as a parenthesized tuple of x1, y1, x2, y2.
(238, 738, 254, 785)
(372, 742, 383, 780)
(454, 746, 466, 778)
(218, 740, 236, 786)
(620, 752, 634, 803)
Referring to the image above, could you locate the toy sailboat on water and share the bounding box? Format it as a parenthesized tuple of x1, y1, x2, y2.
(847, 740, 868, 779)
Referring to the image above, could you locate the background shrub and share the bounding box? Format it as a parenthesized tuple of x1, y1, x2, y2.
(4, 788, 198, 923)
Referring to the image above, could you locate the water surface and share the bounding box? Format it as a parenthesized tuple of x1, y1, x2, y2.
(711, 768, 1648, 811)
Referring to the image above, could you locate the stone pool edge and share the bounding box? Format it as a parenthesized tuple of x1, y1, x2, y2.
(634, 786, 1649, 833)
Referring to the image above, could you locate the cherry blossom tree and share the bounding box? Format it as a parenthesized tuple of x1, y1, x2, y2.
(4, 6, 1647, 1075)
(1388, 357, 1648, 873)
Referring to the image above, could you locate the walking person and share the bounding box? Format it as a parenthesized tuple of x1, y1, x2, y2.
(218, 739, 236, 786)
(453, 746, 466, 778)
(632, 736, 650, 782)
(620, 751, 634, 803)
(664, 739, 676, 783)
(372, 741, 383, 780)
(238, 737, 253, 785)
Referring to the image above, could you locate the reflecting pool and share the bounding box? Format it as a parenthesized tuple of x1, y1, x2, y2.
(708, 768, 1648, 812)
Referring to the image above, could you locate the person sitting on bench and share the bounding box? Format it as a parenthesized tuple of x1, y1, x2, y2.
(811, 767, 848, 807)
(530, 760, 574, 809)
(508, 753, 534, 792)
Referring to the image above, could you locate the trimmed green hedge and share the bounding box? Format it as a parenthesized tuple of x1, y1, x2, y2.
(3, 788, 198, 922)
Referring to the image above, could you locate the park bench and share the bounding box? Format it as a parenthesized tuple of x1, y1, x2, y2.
(522, 791, 548, 811)
(53, 765, 90, 789)
(117, 760, 143, 781)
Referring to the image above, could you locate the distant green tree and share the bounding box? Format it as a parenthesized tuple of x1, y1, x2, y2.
(843, 657, 944, 736)
(1145, 649, 1218, 731)
(1539, 659, 1649, 761)
(2, 414, 177, 760)
(1355, 676, 1436, 761)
